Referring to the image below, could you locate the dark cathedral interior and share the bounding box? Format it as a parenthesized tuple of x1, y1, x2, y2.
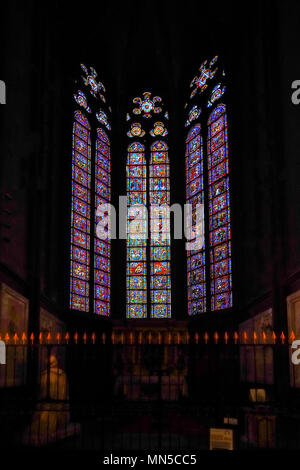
(1, 0, 300, 460)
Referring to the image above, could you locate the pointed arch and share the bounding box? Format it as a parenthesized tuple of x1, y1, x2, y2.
(70, 64, 112, 316)
(185, 123, 206, 315)
(126, 142, 147, 318)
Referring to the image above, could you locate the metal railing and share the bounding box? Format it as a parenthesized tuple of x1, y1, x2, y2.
(0, 330, 299, 450)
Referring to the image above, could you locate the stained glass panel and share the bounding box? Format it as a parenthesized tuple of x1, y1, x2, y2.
(126, 142, 147, 318)
(94, 128, 111, 316)
(70, 111, 91, 311)
(150, 141, 171, 318)
(185, 124, 206, 315)
(207, 104, 232, 310)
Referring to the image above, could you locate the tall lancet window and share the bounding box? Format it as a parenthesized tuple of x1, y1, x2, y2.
(185, 124, 206, 315)
(126, 93, 171, 318)
(185, 56, 232, 314)
(70, 64, 111, 316)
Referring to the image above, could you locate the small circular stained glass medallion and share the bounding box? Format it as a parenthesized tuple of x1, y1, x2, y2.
(141, 100, 154, 113)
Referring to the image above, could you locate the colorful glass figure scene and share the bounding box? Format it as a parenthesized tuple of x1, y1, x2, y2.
(127, 122, 146, 138)
(71, 60, 232, 319)
(186, 56, 232, 314)
(71, 64, 111, 316)
(133, 92, 163, 118)
(185, 105, 201, 127)
(126, 92, 171, 319)
(190, 55, 218, 98)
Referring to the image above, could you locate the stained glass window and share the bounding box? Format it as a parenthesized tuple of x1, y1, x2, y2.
(126, 142, 147, 318)
(207, 104, 232, 310)
(150, 141, 171, 318)
(70, 110, 91, 312)
(94, 128, 111, 316)
(185, 124, 206, 315)
(70, 64, 111, 316)
(186, 57, 232, 315)
(126, 93, 171, 319)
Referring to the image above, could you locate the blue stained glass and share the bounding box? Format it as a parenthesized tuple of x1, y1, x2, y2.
(210, 209, 228, 230)
(70, 114, 91, 312)
(129, 248, 146, 261)
(187, 124, 201, 141)
(98, 141, 109, 157)
(151, 247, 170, 260)
(74, 110, 91, 130)
(128, 152, 145, 165)
(207, 104, 226, 124)
(149, 165, 168, 177)
(96, 180, 109, 198)
(74, 152, 90, 172)
(210, 131, 225, 152)
(151, 152, 168, 164)
(150, 275, 170, 289)
(73, 279, 88, 296)
(71, 71, 111, 315)
(128, 262, 146, 276)
(95, 255, 110, 272)
(213, 276, 231, 294)
(73, 214, 88, 232)
(74, 167, 89, 186)
(151, 141, 168, 151)
(127, 166, 146, 177)
(73, 199, 88, 217)
(212, 259, 231, 278)
(127, 305, 147, 319)
(97, 128, 109, 144)
(189, 283, 205, 299)
(128, 290, 146, 303)
(152, 261, 170, 275)
(96, 153, 109, 171)
(72, 295, 88, 311)
(72, 246, 87, 264)
(208, 146, 226, 169)
(210, 115, 225, 136)
(189, 149, 202, 167)
(188, 300, 205, 316)
(151, 304, 171, 319)
(73, 229, 88, 248)
(96, 166, 110, 185)
(189, 137, 201, 153)
(151, 290, 170, 303)
(95, 270, 110, 285)
(128, 142, 144, 152)
(74, 122, 90, 140)
(210, 177, 229, 199)
(72, 261, 88, 280)
(213, 292, 232, 310)
(209, 161, 228, 184)
(128, 179, 146, 191)
(95, 300, 109, 316)
(95, 285, 109, 300)
(212, 242, 231, 262)
(149, 178, 169, 191)
(128, 276, 146, 289)
(73, 183, 89, 202)
(149, 191, 167, 205)
(95, 239, 110, 256)
(74, 137, 89, 157)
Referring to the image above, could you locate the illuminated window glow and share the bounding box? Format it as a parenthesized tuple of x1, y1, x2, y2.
(185, 124, 206, 315)
(70, 111, 91, 312)
(207, 104, 232, 310)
